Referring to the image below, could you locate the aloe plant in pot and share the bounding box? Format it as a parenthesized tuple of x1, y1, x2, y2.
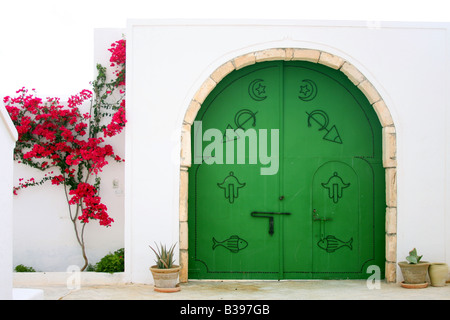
(149, 242, 181, 292)
(398, 248, 430, 288)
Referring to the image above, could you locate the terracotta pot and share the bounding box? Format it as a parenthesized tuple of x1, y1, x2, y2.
(429, 263, 448, 287)
(398, 261, 430, 285)
(150, 265, 181, 292)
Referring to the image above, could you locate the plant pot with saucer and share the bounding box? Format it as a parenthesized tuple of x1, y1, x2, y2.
(149, 242, 181, 293)
(398, 248, 430, 289)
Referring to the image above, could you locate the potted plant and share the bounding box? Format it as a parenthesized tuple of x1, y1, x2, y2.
(398, 248, 430, 288)
(149, 242, 181, 292)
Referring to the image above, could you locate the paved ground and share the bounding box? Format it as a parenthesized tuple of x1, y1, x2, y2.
(14, 280, 450, 300)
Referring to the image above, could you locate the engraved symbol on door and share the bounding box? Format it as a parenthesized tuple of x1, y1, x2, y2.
(222, 109, 258, 143)
(317, 235, 353, 253)
(298, 79, 318, 101)
(321, 172, 350, 203)
(306, 110, 343, 144)
(217, 171, 246, 204)
(212, 235, 248, 253)
(248, 79, 267, 101)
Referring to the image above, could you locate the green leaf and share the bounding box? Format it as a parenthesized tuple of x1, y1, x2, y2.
(406, 256, 417, 264)
(406, 248, 423, 264)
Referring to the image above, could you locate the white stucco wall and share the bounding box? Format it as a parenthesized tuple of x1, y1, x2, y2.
(125, 19, 450, 284)
(12, 29, 126, 272)
(0, 103, 18, 299)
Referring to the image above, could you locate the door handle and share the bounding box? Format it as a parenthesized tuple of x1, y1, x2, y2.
(312, 209, 331, 240)
(251, 211, 291, 236)
(312, 209, 332, 222)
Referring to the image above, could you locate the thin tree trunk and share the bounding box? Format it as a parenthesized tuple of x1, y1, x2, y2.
(64, 181, 89, 271)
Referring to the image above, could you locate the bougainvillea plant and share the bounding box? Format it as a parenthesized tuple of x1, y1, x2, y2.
(4, 39, 126, 271)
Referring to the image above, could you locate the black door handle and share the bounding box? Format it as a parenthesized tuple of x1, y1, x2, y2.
(251, 211, 291, 236)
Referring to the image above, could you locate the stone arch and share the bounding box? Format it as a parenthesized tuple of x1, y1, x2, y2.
(179, 48, 397, 283)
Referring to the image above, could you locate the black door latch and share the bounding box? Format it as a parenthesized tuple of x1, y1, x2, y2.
(251, 211, 291, 235)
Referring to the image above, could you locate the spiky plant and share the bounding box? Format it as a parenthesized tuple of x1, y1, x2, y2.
(149, 242, 177, 269)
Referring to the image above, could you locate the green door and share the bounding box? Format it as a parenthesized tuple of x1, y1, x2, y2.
(188, 61, 385, 280)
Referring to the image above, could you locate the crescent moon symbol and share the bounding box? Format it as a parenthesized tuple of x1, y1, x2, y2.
(298, 79, 318, 101)
(248, 79, 267, 101)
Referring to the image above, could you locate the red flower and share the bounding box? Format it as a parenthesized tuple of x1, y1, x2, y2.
(5, 39, 126, 231)
(51, 175, 64, 186)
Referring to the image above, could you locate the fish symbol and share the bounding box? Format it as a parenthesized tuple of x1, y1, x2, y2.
(317, 235, 353, 253)
(212, 235, 248, 253)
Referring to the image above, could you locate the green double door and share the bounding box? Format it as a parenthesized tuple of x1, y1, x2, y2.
(188, 61, 385, 280)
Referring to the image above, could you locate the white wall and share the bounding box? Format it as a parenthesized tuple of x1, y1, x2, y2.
(126, 20, 450, 283)
(12, 29, 126, 272)
(0, 103, 18, 299)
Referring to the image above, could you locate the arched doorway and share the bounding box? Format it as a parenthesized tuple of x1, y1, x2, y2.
(187, 59, 385, 280)
(179, 48, 397, 282)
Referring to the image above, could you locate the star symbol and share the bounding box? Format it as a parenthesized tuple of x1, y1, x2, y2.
(255, 83, 266, 96)
(299, 84, 310, 96)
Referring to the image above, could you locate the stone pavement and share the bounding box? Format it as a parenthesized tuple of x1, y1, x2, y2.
(14, 280, 450, 300)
